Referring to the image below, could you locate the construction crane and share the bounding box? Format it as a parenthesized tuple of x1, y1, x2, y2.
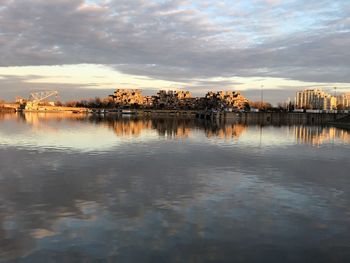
(25, 90, 59, 110)
(29, 91, 59, 103)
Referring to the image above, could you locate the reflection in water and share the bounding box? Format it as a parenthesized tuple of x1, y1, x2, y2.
(0, 113, 350, 262)
(4, 112, 350, 146)
(88, 116, 246, 140)
(108, 118, 152, 137)
(294, 125, 350, 146)
(0, 113, 15, 121)
(204, 123, 247, 140)
(106, 118, 193, 139)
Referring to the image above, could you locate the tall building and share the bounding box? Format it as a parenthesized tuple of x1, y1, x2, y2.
(295, 89, 337, 110)
(336, 93, 350, 109)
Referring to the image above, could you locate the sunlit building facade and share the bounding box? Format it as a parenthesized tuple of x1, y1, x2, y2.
(336, 93, 350, 109)
(296, 89, 337, 110)
(155, 90, 195, 109)
(109, 89, 144, 106)
(205, 91, 248, 110)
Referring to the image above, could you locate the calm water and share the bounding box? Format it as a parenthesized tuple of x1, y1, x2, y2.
(0, 113, 350, 262)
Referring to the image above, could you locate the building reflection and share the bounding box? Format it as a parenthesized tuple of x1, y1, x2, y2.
(19, 112, 87, 122)
(205, 123, 247, 140)
(0, 112, 20, 121)
(106, 118, 152, 137)
(17, 112, 88, 131)
(103, 117, 247, 140)
(150, 118, 194, 139)
(294, 126, 350, 145)
(2, 113, 350, 145)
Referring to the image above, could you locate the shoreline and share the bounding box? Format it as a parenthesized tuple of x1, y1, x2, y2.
(5, 110, 349, 126)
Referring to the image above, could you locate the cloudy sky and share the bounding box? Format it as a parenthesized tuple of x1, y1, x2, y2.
(0, 0, 349, 103)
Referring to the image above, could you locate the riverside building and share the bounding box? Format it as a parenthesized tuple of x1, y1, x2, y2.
(295, 89, 337, 110)
(154, 90, 195, 109)
(336, 93, 350, 109)
(205, 91, 249, 110)
(108, 88, 248, 110)
(109, 89, 144, 106)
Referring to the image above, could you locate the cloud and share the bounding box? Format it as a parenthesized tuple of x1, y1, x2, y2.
(0, 0, 349, 87)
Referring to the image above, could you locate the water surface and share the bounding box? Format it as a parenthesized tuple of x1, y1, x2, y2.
(0, 113, 350, 262)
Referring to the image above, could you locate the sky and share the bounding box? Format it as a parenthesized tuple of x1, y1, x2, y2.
(0, 0, 350, 103)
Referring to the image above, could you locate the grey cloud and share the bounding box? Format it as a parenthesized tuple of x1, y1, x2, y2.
(0, 0, 349, 85)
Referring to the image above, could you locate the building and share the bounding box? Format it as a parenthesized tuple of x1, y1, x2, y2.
(295, 89, 337, 110)
(107, 88, 248, 110)
(336, 93, 350, 109)
(174, 90, 192, 100)
(109, 89, 196, 109)
(142, 96, 155, 108)
(154, 90, 194, 109)
(323, 95, 337, 111)
(204, 91, 248, 110)
(109, 89, 144, 106)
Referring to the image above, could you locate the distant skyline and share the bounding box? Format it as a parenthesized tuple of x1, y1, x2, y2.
(1, 0, 350, 103)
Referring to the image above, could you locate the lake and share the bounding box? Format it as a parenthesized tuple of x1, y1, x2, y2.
(0, 112, 349, 262)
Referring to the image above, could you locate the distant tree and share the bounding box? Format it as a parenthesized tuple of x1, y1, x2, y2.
(102, 97, 115, 108)
(94, 97, 101, 108)
(86, 98, 96, 108)
(277, 102, 285, 110)
(248, 101, 273, 111)
(243, 102, 250, 111)
(133, 103, 140, 109)
(288, 101, 295, 112)
(337, 104, 345, 110)
(76, 99, 88, 108)
(276, 102, 294, 112)
(65, 100, 78, 107)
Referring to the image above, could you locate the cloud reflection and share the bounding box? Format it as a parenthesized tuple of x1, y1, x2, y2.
(0, 113, 350, 261)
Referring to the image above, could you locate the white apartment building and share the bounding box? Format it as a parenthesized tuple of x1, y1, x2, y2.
(336, 93, 350, 109)
(295, 89, 337, 110)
